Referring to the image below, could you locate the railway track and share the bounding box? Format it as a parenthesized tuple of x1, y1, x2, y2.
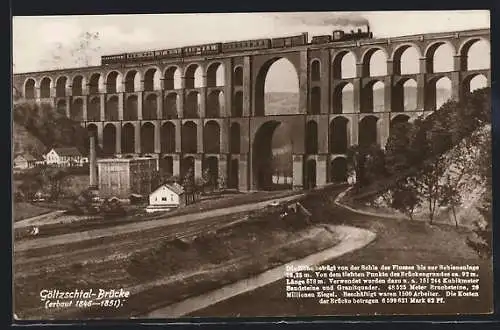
(15, 212, 250, 278)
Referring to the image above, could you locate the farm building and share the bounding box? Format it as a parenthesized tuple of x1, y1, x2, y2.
(13, 153, 36, 170)
(45, 147, 88, 167)
(97, 157, 157, 199)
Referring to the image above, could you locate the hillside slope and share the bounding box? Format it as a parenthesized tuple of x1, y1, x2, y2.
(12, 122, 47, 156)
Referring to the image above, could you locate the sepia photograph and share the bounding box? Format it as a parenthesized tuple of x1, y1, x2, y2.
(11, 10, 492, 320)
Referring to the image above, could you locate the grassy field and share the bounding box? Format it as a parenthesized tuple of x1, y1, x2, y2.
(12, 203, 54, 222)
(192, 200, 493, 317)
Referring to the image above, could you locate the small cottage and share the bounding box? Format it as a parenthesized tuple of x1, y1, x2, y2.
(13, 153, 36, 170)
(146, 183, 186, 213)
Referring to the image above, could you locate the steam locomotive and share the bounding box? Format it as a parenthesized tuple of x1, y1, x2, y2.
(101, 25, 373, 65)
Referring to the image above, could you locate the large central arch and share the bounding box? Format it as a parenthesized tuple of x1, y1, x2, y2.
(252, 120, 281, 190)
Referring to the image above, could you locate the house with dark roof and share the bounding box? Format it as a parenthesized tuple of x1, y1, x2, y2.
(45, 147, 89, 167)
(147, 182, 186, 212)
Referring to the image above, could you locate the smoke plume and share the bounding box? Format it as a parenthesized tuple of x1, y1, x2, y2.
(276, 12, 369, 27)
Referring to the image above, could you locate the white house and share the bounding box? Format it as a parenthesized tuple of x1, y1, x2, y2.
(13, 153, 36, 170)
(147, 183, 185, 213)
(45, 147, 88, 167)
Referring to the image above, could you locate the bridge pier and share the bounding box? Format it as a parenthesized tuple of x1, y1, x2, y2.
(292, 154, 304, 190)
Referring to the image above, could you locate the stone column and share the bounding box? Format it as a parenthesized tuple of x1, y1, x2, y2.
(416, 74, 426, 111)
(238, 154, 249, 191)
(197, 119, 204, 153)
(82, 97, 88, 122)
(316, 155, 328, 187)
(172, 154, 180, 177)
(223, 58, 232, 117)
(175, 121, 182, 153)
(178, 91, 185, 118)
(419, 57, 428, 74)
(356, 63, 364, 78)
(386, 59, 394, 76)
(199, 75, 207, 119)
(194, 154, 203, 180)
(218, 154, 228, 185)
(115, 124, 122, 154)
(378, 113, 390, 149)
(220, 119, 229, 154)
(118, 93, 124, 120)
(154, 122, 161, 153)
(318, 117, 329, 154)
(137, 91, 143, 120)
(352, 78, 361, 113)
(384, 76, 393, 112)
(242, 56, 252, 117)
(292, 154, 304, 190)
(134, 123, 141, 154)
(97, 122, 104, 149)
(100, 94, 106, 121)
(298, 50, 308, 114)
(157, 92, 163, 120)
(451, 55, 462, 102)
(65, 96, 71, 118)
(351, 114, 359, 146)
(320, 50, 330, 115)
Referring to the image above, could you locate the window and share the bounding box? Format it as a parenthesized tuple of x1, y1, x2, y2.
(162, 197, 167, 201)
(170, 194, 174, 201)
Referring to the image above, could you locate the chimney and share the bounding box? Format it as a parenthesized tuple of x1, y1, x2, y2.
(89, 135, 97, 187)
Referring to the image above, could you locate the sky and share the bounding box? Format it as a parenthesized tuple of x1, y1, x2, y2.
(12, 11, 490, 92)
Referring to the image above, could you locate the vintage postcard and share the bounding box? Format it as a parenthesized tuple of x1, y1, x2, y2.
(12, 11, 492, 320)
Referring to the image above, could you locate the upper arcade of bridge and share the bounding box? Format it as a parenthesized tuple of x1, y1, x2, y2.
(13, 28, 489, 90)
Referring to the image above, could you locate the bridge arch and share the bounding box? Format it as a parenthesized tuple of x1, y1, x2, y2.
(88, 96, 101, 121)
(56, 99, 66, 115)
(359, 115, 379, 147)
(390, 114, 410, 129)
(311, 59, 321, 81)
(124, 95, 138, 120)
(40, 77, 52, 98)
(332, 50, 357, 79)
(160, 155, 174, 177)
(204, 120, 221, 154)
(141, 122, 155, 154)
(105, 96, 119, 121)
(121, 122, 136, 154)
(391, 43, 422, 75)
(143, 67, 161, 91)
(71, 98, 84, 121)
(233, 66, 243, 86)
(329, 156, 348, 183)
(143, 94, 158, 120)
(252, 120, 281, 190)
(72, 75, 84, 96)
(182, 121, 198, 154)
(103, 123, 117, 155)
(55, 76, 68, 97)
(24, 78, 36, 99)
(361, 80, 385, 113)
(393, 78, 418, 112)
(87, 123, 98, 144)
(203, 156, 219, 187)
(124, 69, 141, 93)
(185, 91, 200, 118)
(105, 70, 122, 94)
(426, 75, 452, 110)
(164, 66, 182, 90)
(459, 37, 490, 71)
(88, 73, 102, 94)
(163, 92, 178, 119)
(329, 116, 349, 154)
(332, 82, 354, 114)
(425, 41, 456, 73)
(185, 63, 204, 89)
(206, 90, 224, 118)
(254, 56, 300, 116)
(161, 121, 176, 153)
(361, 47, 389, 77)
(206, 62, 225, 87)
(462, 73, 488, 96)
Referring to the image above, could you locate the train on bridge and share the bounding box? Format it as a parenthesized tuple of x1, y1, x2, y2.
(101, 25, 373, 65)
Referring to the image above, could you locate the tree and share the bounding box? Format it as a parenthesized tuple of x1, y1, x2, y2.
(46, 168, 69, 201)
(182, 167, 195, 205)
(218, 174, 227, 191)
(201, 168, 212, 193)
(391, 176, 420, 220)
(40, 31, 101, 69)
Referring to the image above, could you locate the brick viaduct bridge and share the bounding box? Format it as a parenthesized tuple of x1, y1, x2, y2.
(12, 28, 490, 191)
